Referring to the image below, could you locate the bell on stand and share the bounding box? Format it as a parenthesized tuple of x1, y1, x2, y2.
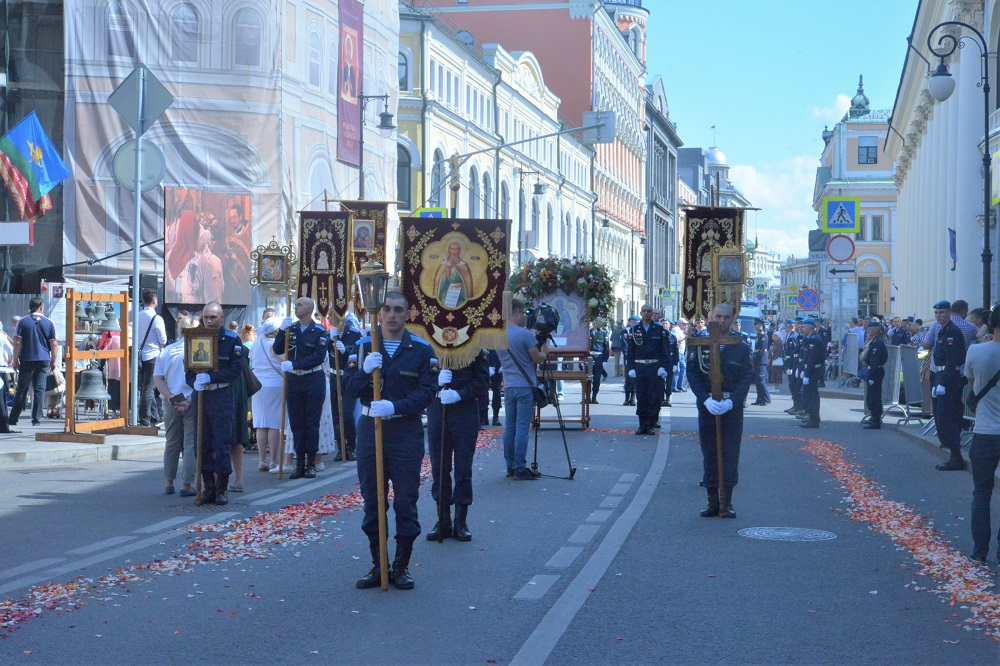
(100, 307, 121, 333)
(83, 303, 97, 332)
(76, 363, 112, 421)
(74, 300, 87, 326)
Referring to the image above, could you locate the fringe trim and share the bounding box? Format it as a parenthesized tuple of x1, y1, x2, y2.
(405, 326, 508, 370)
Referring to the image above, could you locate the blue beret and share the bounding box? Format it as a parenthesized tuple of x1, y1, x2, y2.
(801, 318, 816, 327)
(794, 316, 805, 322)
(628, 315, 640, 321)
(785, 319, 795, 324)
(867, 320, 882, 328)
(663, 319, 673, 325)
(933, 300, 951, 310)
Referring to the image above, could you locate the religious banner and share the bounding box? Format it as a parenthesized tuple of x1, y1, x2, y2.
(296, 210, 351, 320)
(399, 216, 510, 367)
(337, 200, 391, 274)
(681, 206, 745, 321)
(336, 0, 364, 167)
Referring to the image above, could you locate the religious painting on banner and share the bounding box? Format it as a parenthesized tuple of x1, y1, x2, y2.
(296, 210, 351, 320)
(681, 206, 745, 321)
(539, 290, 588, 352)
(164, 187, 253, 306)
(337, 200, 391, 275)
(336, 0, 364, 167)
(399, 217, 510, 368)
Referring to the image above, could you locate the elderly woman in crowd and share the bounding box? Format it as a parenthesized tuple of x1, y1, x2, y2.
(250, 316, 284, 472)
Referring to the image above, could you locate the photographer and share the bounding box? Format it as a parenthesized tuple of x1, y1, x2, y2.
(499, 298, 551, 480)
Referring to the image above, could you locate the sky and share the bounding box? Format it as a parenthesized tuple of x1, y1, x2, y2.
(644, 0, 917, 261)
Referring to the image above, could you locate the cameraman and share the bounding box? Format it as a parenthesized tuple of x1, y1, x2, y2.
(499, 298, 550, 480)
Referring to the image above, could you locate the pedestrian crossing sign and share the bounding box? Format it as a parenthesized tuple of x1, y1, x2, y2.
(786, 294, 798, 307)
(821, 196, 861, 233)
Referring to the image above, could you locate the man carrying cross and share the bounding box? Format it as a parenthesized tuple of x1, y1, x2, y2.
(687, 303, 754, 518)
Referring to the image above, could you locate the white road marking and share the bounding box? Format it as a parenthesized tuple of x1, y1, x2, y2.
(545, 547, 583, 569)
(567, 525, 601, 544)
(599, 496, 622, 508)
(0, 557, 65, 581)
(608, 483, 631, 495)
(250, 468, 356, 506)
(66, 536, 135, 555)
(514, 575, 560, 600)
(133, 516, 194, 534)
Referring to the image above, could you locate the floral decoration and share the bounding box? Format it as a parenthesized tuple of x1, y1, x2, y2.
(512, 257, 615, 321)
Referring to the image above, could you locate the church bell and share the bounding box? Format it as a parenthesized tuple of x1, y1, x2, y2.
(76, 367, 112, 402)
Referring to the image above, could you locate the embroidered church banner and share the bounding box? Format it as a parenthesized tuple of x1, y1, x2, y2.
(337, 200, 390, 275)
(399, 217, 509, 368)
(296, 210, 351, 320)
(681, 206, 744, 322)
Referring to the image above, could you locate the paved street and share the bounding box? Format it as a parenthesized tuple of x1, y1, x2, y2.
(0, 377, 998, 664)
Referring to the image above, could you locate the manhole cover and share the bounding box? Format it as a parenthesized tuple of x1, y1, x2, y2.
(738, 527, 837, 542)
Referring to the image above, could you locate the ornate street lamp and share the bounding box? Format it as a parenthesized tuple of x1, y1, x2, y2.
(357, 91, 396, 200)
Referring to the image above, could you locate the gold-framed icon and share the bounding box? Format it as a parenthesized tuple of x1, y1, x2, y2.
(251, 237, 297, 289)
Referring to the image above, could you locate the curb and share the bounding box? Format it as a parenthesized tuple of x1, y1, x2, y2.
(0, 440, 165, 469)
(894, 422, 1000, 484)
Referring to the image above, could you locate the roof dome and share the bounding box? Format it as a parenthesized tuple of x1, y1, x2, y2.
(704, 146, 727, 165)
(849, 75, 870, 118)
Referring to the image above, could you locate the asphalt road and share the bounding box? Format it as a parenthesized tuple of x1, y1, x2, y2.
(0, 378, 997, 665)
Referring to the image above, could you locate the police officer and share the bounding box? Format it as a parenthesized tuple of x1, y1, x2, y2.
(929, 299, 968, 471)
(687, 303, 754, 518)
(273, 297, 329, 479)
(621, 314, 640, 406)
(751, 319, 771, 406)
(797, 318, 824, 428)
(861, 320, 888, 429)
(589, 322, 610, 403)
(328, 312, 362, 461)
(486, 350, 503, 425)
(347, 290, 437, 590)
(427, 351, 488, 542)
(186, 302, 244, 505)
(625, 304, 670, 435)
(783, 319, 803, 416)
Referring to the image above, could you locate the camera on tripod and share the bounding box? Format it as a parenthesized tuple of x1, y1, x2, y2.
(525, 303, 560, 347)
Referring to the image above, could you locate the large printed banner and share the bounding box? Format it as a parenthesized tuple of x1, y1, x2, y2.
(296, 211, 351, 320)
(164, 187, 253, 305)
(336, 0, 364, 167)
(399, 217, 509, 368)
(681, 206, 744, 322)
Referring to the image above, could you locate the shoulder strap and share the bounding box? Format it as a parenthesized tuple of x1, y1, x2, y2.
(139, 313, 159, 350)
(31, 315, 54, 345)
(504, 346, 537, 386)
(972, 367, 1000, 403)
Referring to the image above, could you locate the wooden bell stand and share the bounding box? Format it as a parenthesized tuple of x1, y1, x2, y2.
(35, 288, 158, 444)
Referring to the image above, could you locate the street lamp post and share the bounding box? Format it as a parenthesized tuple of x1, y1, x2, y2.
(927, 21, 994, 310)
(515, 168, 542, 271)
(357, 89, 396, 199)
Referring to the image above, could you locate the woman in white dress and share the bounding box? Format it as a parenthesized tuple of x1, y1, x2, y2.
(313, 351, 337, 471)
(250, 317, 284, 471)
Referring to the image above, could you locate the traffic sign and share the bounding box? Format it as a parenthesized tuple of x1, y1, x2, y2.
(828, 267, 856, 277)
(112, 140, 165, 191)
(414, 207, 447, 218)
(821, 196, 861, 233)
(789, 284, 798, 293)
(785, 294, 798, 307)
(798, 289, 819, 310)
(826, 234, 855, 263)
(108, 65, 174, 137)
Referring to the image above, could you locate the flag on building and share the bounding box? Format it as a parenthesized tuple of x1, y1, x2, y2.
(0, 111, 70, 220)
(948, 228, 956, 271)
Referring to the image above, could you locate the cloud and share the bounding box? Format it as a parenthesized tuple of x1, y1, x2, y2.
(730, 156, 818, 261)
(812, 94, 852, 124)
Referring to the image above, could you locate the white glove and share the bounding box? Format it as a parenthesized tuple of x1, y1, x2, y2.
(281, 360, 294, 373)
(193, 373, 210, 392)
(335, 341, 346, 353)
(363, 352, 382, 374)
(438, 369, 453, 386)
(439, 388, 461, 405)
(931, 385, 938, 398)
(489, 367, 496, 377)
(280, 316, 295, 330)
(802, 376, 810, 385)
(673, 365, 679, 372)
(657, 367, 668, 379)
(328, 326, 339, 339)
(935, 384, 946, 396)
(704, 398, 722, 415)
(786, 369, 793, 376)
(868, 380, 875, 385)
(369, 400, 395, 418)
(628, 369, 636, 378)
(717, 399, 733, 414)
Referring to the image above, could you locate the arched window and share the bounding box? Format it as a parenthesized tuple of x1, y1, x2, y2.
(234, 10, 261, 67)
(500, 182, 509, 220)
(107, 1, 136, 58)
(431, 150, 444, 208)
(328, 37, 340, 95)
(398, 52, 409, 92)
(482, 173, 493, 218)
(171, 4, 198, 63)
(309, 160, 334, 208)
(519, 187, 527, 232)
(469, 167, 480, 218)
(397, 145, 412, 210)
(308, 31, 321, 87)
(546, 204, 554, 254)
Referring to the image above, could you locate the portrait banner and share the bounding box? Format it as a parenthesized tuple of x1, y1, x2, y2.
(681, 206, 744, 322)
(538, 290, 588, 352)
(338, 200, 390, 274)
(336, 0, 364, 167)
(399, 216, 510, 368)
(296, 210, 351, 320)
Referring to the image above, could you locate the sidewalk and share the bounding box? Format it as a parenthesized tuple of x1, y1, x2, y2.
(0, 418, 165, 468)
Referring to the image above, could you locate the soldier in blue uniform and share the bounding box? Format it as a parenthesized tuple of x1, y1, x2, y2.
(621, 314, 640, 405)
(783, 319, 803, 416)
(861, 320, 888, 429)
(328, 313, 362, 461)
(273, 297, 329, 479)
(797, 318, 825, 428)
(751, 319, 771, 406)
(187, 302, 244, 505)
(486, 350, 503, 425)
(427, 351, 488, 542)
(687, 303, 754, 518)
(660, 319, 679, 408)
(589, 323, 610, 403)
(625, 305, 670, 435)
(929, 299, 968, 471)
(347, 290, 437, 590)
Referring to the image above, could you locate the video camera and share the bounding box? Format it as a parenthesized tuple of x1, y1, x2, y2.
(525, 303, 560, 348)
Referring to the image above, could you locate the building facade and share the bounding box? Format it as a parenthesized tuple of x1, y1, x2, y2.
(644, 76, 682, 317)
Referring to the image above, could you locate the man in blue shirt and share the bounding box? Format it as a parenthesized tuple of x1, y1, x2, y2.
(10, 297, 57, 427)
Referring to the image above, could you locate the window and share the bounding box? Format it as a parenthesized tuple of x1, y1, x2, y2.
(308, 32, 321, 87)
(234, 10, 261, 67)
(429, 60, 436, 92)
(397, 145, 412, 210)
(398, 52, 409, 91)
(171, 4, 198, 63)
(858, 136, 878, 164)
(547, 204, 554, 253)
(856, 215, 866, 241)
(858, 277, 880, 318)
(871, 214, 884, 241)
(107, 1, 136, 58)
(500, 182, 509, 220)
(328, 38, 339, 95)
(483, 173, 493, 218)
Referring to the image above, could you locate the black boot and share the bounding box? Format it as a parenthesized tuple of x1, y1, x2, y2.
(200, 473, 217, 505)
(591, 393, 599, 404)
(936, 456, 967, 471)
(719, 488, 736, 519)
(635, 419, 646, 435)
(492, 412, 501, 426)
(623, 394, 631, 406)
(863, 419, 882, 430)
(628, 394, 636, 406)
(453, 505, 472, 542)
(426, 509, 453, 541)
(304, 453, 317, 479)
(215, 474, 229, 506)
(289, 454, 307, 479)
(391, 539, 415, 590)
(356, 540, 383, 589)
(479, 409, 489, 427)
(799, 418, 820, 429)
(700, 488, 720, 517)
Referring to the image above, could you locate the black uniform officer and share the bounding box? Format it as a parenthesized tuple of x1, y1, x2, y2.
(427, 351, 488, 542)
(346, 291, 436, 590)
(624, 305, 669, 435)
(751, 320, 771, 406)
(687, 303, 754, 518)
(930, 299, 968, 471)
(329, 314, 362, 461)
(273, 297, 329, 479)
(487, 350, 503, 425)
(186, 302, 244, 505)
(589, 324, 610, 403)
(783, 320, 802, 415)
(797, 318, 824, 428)
(861, 320, 888, 429)
(621, 315, 640, 405)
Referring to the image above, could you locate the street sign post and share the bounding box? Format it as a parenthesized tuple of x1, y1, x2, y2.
(798, 289, 819, 311)
(829, 267, 856, 277)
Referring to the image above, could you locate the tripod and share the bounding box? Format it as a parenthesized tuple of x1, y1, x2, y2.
(531, 357, 577, 480)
